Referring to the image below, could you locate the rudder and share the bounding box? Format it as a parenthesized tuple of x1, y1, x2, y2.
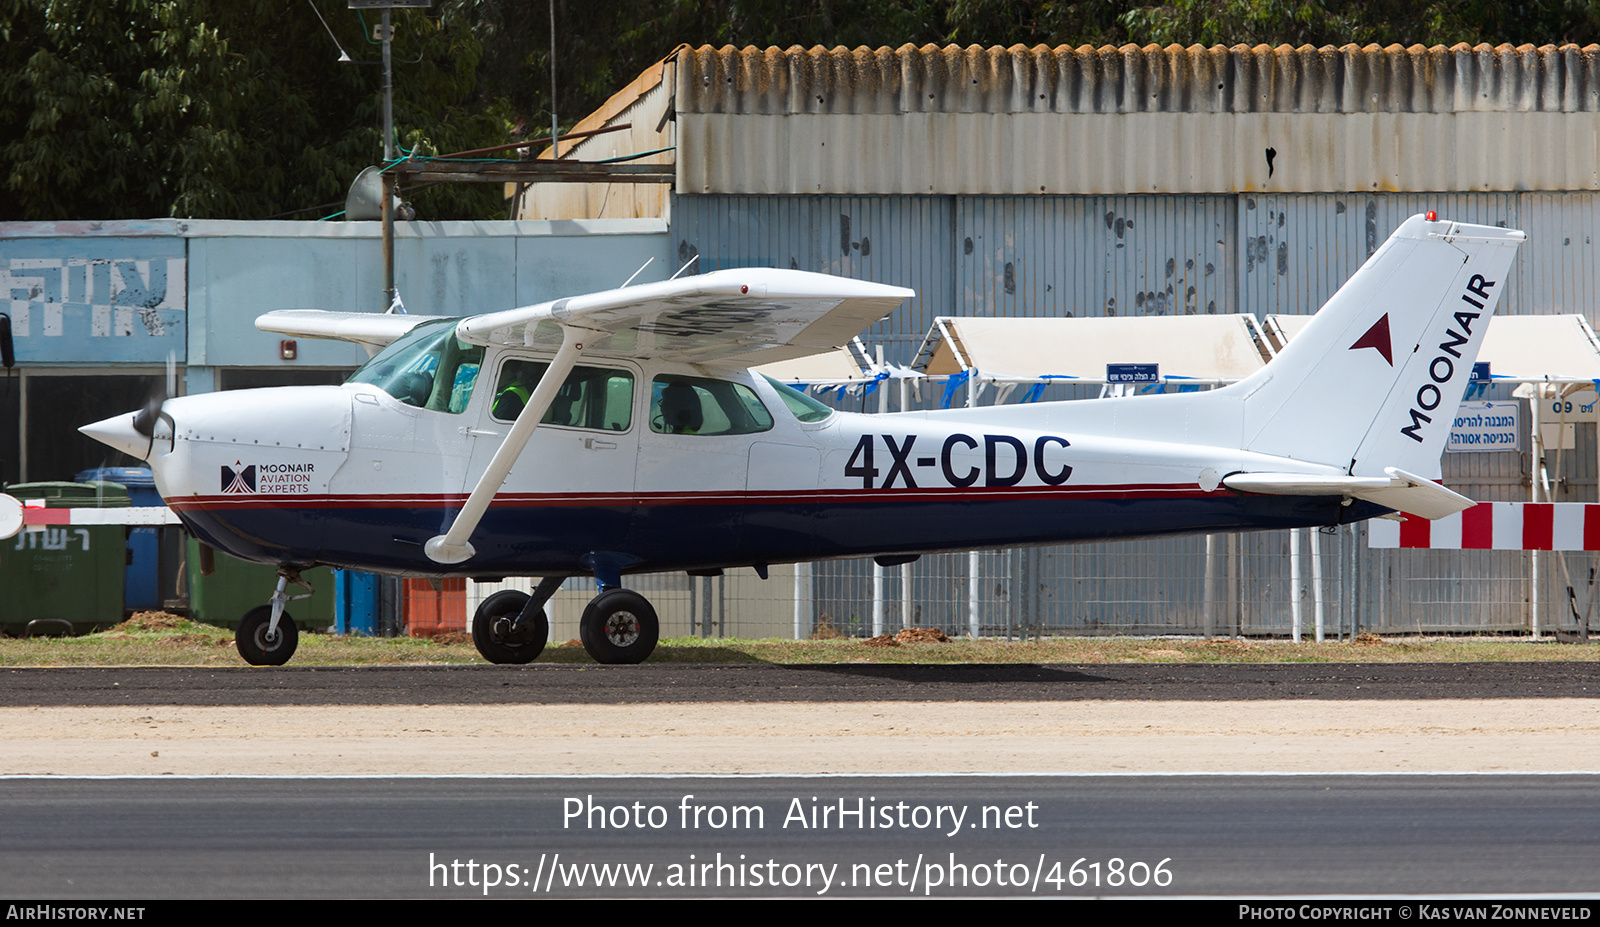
(1236, 215, 1524, 479)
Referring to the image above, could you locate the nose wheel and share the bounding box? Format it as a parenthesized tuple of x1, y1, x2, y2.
(236, 605, 299, 666)
(235, 569, 312, 666)
(579, 589, 659, 664)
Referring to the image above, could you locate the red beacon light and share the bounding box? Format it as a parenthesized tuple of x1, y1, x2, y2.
(1426, 210, 1437, 222)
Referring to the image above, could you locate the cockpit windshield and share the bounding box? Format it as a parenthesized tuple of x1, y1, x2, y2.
(346, 318, 484, 413)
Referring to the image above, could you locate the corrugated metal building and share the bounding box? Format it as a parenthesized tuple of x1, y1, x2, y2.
(519, 45, 1600, 636)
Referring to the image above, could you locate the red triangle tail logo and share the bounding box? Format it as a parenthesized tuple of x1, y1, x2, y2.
(1349, 314, 1393, 366)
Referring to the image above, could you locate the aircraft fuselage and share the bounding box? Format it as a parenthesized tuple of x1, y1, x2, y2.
(130, 348, 1375, 580)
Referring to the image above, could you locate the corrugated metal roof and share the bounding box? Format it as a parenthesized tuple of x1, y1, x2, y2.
(680, 43, 1600, 116)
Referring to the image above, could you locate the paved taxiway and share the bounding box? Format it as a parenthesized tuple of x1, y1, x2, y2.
(2, 774, 1597, 898)
(3, 663, 1597, 897)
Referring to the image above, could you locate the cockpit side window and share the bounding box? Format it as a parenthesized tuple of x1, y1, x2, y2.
(650, 374, 774, 436)
(347, 319, 483, 414)
(490, 358, 635, 431)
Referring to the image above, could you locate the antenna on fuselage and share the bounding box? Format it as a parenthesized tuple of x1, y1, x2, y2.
(668, 254, 700, 280)
(619, 257, 654, 288)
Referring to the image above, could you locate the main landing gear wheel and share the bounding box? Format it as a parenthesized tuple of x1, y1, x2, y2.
(579, 589, 659, 665)
(236, 605, 299, 666)
(472, 590, 548, 664)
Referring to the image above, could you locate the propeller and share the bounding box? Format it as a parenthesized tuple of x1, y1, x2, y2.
(130, 351, 178, 450)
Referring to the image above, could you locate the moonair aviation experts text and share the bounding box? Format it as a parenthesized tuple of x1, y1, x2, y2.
(1240, 907, 1592, 921)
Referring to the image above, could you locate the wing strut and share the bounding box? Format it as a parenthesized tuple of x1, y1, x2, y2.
(425, 325, 588, 564)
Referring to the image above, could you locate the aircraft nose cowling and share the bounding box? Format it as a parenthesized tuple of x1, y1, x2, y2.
(80, 412, 155, 461)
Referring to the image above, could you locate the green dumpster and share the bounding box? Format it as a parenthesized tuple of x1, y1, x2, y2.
(186, 538, 335, 631)
(0, 481, 130, 636)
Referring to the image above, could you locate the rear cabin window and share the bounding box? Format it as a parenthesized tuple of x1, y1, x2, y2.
(761, 375, 835, 423)
(650, 374, 774, 436)
(489, 359, 635, 431)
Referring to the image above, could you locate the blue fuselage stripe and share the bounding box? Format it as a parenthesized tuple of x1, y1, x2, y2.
(175, 494, 1384, 576)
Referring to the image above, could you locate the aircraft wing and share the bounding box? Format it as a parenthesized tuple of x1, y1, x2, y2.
(1222, 467, 1474, 520)
(454, 269, 915, 367)
(256, 310, 448, 357)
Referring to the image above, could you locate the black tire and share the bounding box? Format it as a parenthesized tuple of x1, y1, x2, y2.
(579, 589, 659, 664)
(236, 605, 298, 666)
(472, 590, 547, 664)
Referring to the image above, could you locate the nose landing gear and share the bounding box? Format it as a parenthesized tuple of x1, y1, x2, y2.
(236, 570, 312, 666)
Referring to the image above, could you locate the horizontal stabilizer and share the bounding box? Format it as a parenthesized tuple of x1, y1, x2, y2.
(256, 310, 445, 357)
(1223, 467, 1474, 520)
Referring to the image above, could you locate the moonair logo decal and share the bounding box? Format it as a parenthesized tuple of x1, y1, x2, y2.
(1349, 314, 1394, 365)
(220, 462, 317, 494)
(1400, 274, 1494, 443)
(221, 463, 256, 494)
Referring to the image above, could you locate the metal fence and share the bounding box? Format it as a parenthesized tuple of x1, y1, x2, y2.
(462, 390, 1588, 642)
(651, 190, 1600, 639)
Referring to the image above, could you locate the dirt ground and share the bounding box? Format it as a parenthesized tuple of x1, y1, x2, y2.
(4, 699, 1598, 777)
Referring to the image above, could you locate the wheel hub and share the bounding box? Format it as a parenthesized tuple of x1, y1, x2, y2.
(492, 615, 534, 646)
(604, 611, 640, 646)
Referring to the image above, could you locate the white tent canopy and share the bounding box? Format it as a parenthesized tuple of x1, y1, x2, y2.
(752, 339, 878, 386)
(1266, 313, 1600, 384)
(910, 314, 1275, 384)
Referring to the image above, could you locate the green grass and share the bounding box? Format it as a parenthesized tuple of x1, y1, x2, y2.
(1, 612, 1598, 667)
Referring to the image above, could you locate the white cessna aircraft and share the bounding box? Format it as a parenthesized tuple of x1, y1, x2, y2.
(81, 214, 1521, 666)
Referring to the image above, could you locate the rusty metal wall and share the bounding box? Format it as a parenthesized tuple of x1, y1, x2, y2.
(957, 195, 1235, 320)
(1236, 193, 1523, 318)
(666, 188, 1600, 637)
(679, 44, 1600, 117)
(1514, 193, 1600, 325)
(671, 194, 956, 360)
(673, 193, 1236, 363)
(676, 44, 1600, 196)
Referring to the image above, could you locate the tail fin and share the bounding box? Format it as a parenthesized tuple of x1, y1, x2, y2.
(1237, 215, 1524, 479)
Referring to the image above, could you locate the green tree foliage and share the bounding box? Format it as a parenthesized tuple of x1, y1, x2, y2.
(1117, 0, 1600, 48)
(5, 0, 1595, 221)
(0, 0, 508, 221)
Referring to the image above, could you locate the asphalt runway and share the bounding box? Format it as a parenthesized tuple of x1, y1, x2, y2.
(2, 661, 1598, 706)
(1, 774, 1596, 898)
(4, 663, 1598, 899)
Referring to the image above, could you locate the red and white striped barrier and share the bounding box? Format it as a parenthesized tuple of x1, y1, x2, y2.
(1368, 502, 1600, 551)
(18, 499, 181, 526)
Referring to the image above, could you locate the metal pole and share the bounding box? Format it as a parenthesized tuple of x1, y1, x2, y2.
(548, 0, 559, 159)
(793, 562, 808, 640)
(967, 373, 980, 638)
(381, 9, 394, 161)
(1203, 534, 1216, 637)
(872, 348, 887, 637)
(379, 10, 396, 313)
(382, 171, 395, 312)
(1290, 528, 1302, 642)
(1531, 395, 1545, 639)
(1311, 528, 1325, 643)
(1229, 533, 1241, 636)
(900, 375, 913, 630)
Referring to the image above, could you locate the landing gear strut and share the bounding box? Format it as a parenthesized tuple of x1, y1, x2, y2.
(236, 569, 311, 666)
(468, 569, 661, 665)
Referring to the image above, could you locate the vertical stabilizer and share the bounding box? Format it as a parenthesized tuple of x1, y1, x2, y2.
(1237, 215, 1524, 479)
